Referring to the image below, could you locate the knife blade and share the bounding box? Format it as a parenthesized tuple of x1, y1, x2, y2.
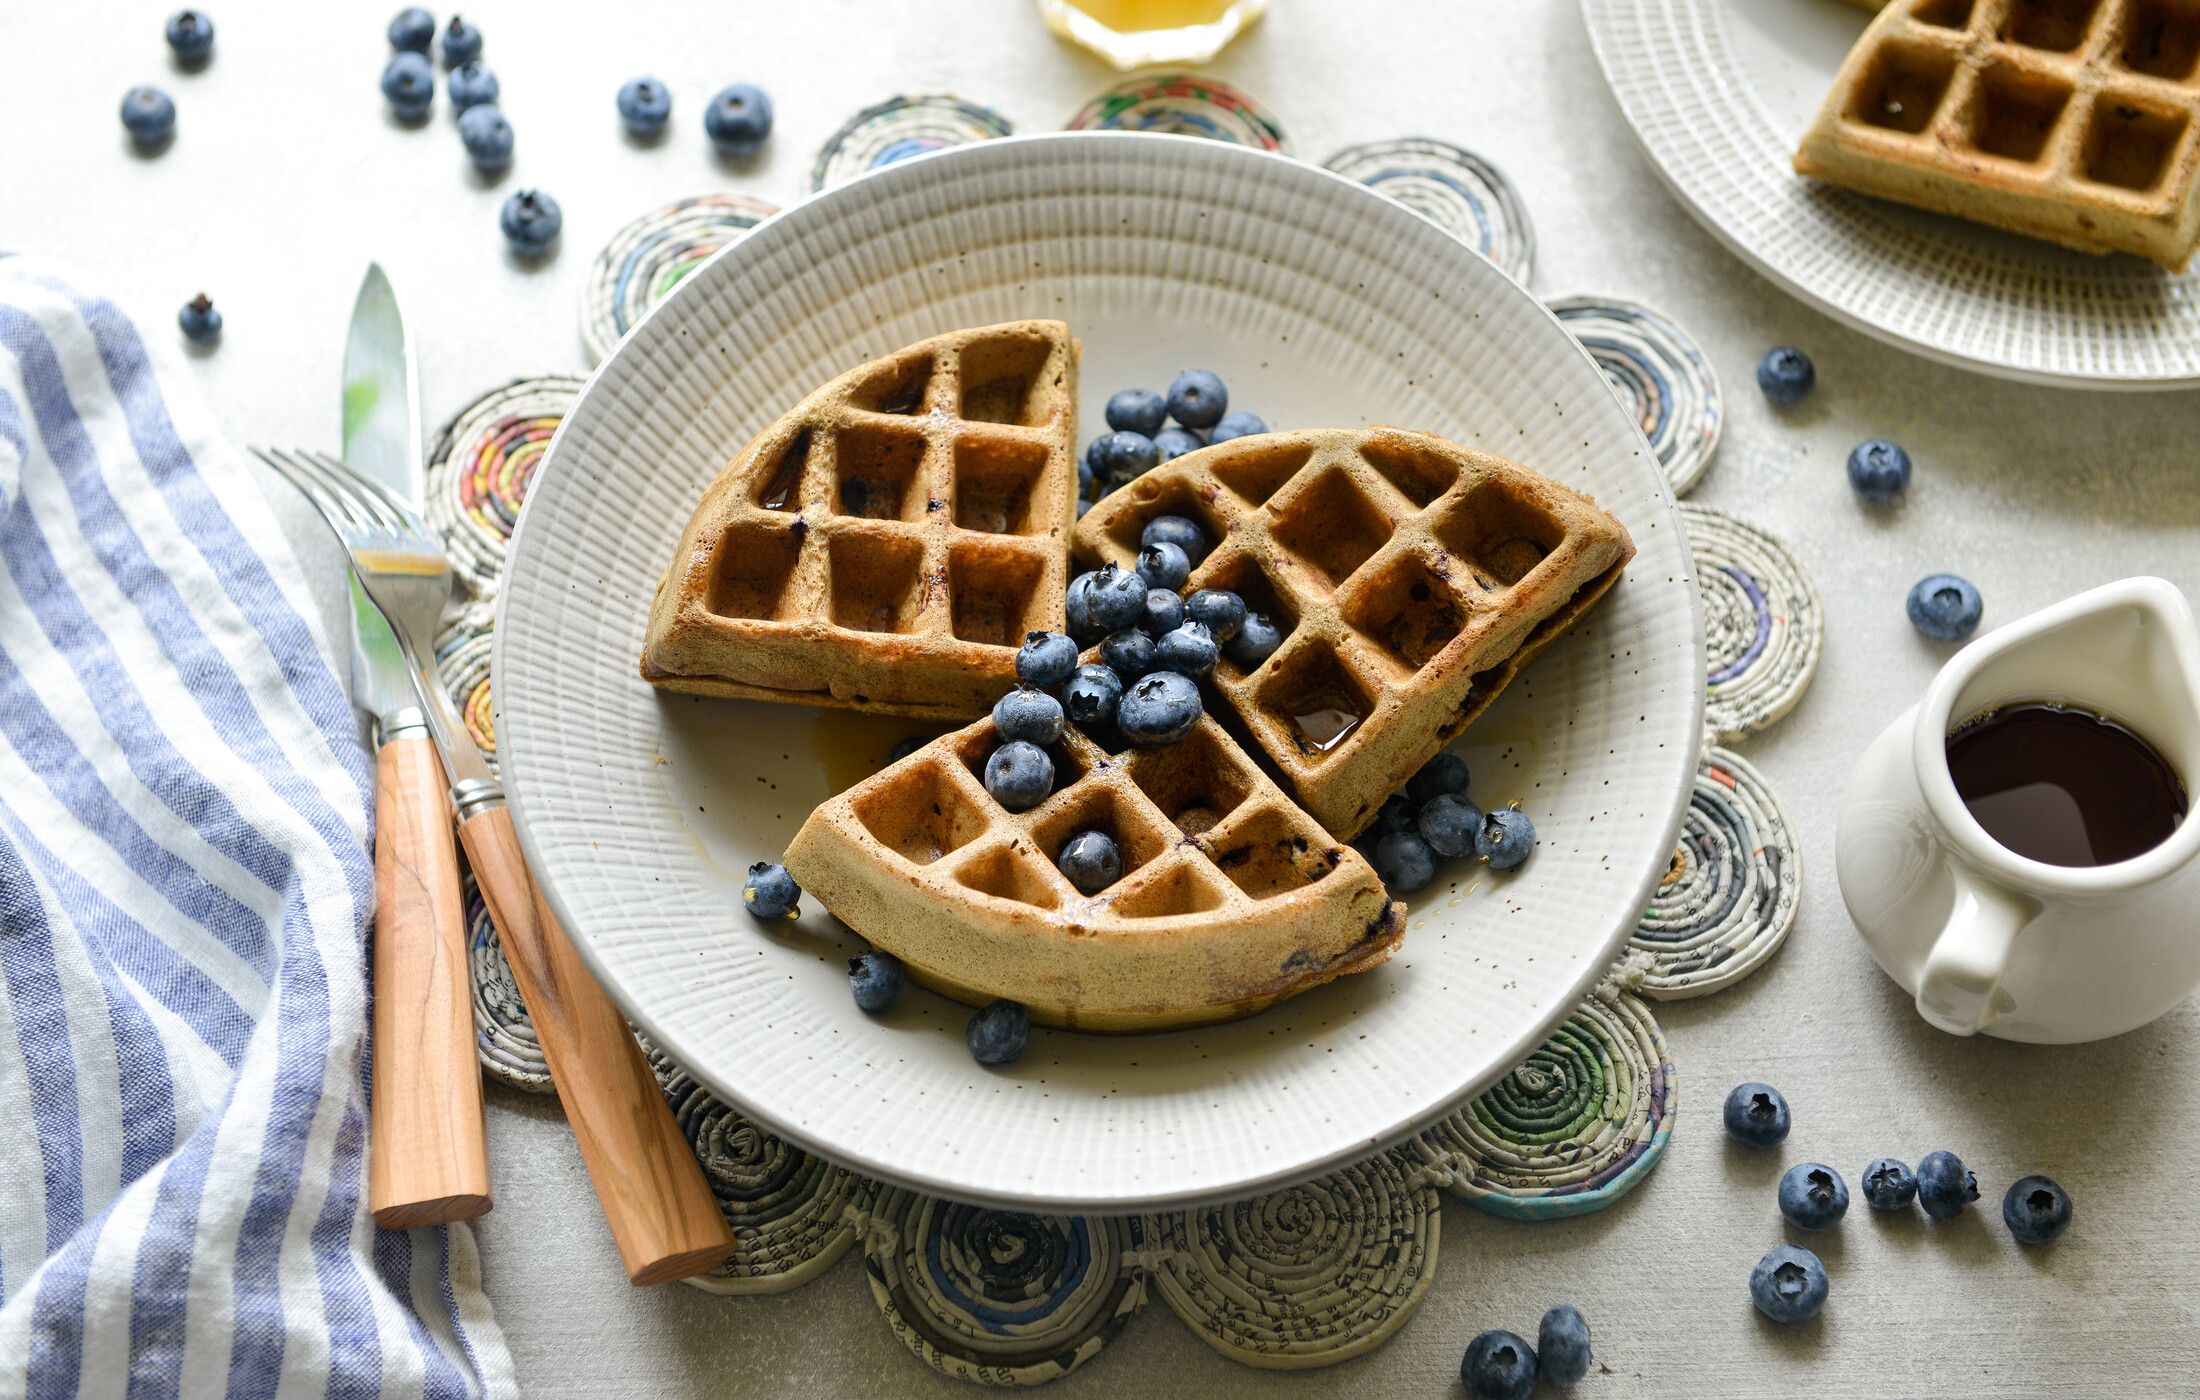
(342, 263, 423, 503)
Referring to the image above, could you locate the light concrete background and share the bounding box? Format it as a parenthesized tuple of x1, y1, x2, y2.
(7, 0, 2198, 1394)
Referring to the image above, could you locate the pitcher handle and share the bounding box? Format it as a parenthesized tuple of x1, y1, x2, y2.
(1915, 870, 2030, 1036)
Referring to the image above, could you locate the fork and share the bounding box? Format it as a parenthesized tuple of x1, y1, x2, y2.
(253, 447, 734, 1285)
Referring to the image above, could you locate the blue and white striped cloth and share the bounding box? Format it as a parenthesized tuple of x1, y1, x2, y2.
(0, 258, 513, 1397)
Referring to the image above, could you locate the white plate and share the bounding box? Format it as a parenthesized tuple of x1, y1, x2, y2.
(495, 132, 1703, 1211)
(1583, 0, 2200, 389)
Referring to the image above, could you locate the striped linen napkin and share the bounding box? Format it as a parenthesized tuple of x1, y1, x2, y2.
(0, 256, 514, 1397)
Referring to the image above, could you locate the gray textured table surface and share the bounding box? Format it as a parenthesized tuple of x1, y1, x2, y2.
(9, 0, 2198, 1393)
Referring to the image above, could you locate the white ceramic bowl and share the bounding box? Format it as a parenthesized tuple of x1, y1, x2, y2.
(496, 132, 1703, 1210)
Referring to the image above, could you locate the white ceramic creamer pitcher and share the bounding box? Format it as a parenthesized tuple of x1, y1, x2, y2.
(1836, 577, 2200, 1043)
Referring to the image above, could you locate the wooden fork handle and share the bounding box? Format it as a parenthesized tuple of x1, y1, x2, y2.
(369, 733, 492, 1229)
(456, 804, 734, 1286)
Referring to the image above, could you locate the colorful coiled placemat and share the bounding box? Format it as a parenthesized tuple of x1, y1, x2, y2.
(1632, 743, 1802, 999)
(1065, 72, 1289, 153)
(425, 374, 587, 600)
(1680, 502, 1825, 744)
(1550, 294, 1724, 496)
(811, 95, 1015, 192)
(580, 193, 779, 364)
(1323, 138, 1536, 285)
(463, 875, 552, 1094)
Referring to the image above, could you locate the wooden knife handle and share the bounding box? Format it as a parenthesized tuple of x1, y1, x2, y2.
(369, 734, 492, 1229)
(456, 804, 734, 1286)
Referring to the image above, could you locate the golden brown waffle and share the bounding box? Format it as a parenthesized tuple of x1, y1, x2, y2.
(641, 322, 1080, 720)
(1795, 0, 2200, 269)
(1074, 429, 1634, 839)
(784, 712, 1404, 1033)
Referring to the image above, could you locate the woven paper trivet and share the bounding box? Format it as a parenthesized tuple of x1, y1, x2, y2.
(1322, 137, 1535, 285)
(424, 374, 586, 598)
(1142, 1150, 1439, 1370)
(810, 95, 1014, 193)
(1550, 294, 1722, 495)
(862, 1189, 1144, 1387)
(463, 874, 553, 1094)
(1680, 502, 1824, 743)
(434, 624, 497, 772)
(1064, 72, 1288, 153)
(580, 193, 779, 364)
(1632, 742, 1801, 1000)
(1412, 985, 1675, 1220)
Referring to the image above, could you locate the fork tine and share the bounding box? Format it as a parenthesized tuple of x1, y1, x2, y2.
(272, 447, 384, 534)
(301, 448, 429, 539)
(251, 446, 361, 538)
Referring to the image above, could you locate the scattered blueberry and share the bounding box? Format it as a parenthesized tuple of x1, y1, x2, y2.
(1722, 1082, 1790, 1150)
(177, 294, 222, 345)
(1377, 792, 1419, 833)
(164, 10, 215, 63)
(1140, 515, 1209, 564)
(1062, 664, 1124, 730)
(121, 85, 178, 145)
(967, 999, 1030, 1065)
(1749, 1244, 1828, 1324)
(1064, 571, 1102, 642)
(380, 52, 434, 118)
(1907, 573, 1982, 642)
(1756, 347, 1816, 405)
(1406, 752, 1469, 806)
(983, 740, 1054, 812)
(1117, 671, 1202, 746)
(439, 14, 482, 67)
(2002, 1175, 2071, 1245)
(1085, 564, 1147, 632)
(1374, 829, 1437, 893)
(1154, 621, 1218, 680)
(704, 82, 773, 155)
(848, 951, 904, 1012)
(993, 686, 1065, 746)
(457, 103, 512, 171)
(1016, 631, 1079, 690)
(885, 735, 930, 765)
(1167, 369, 1228, 429)
(447, 59, 498, 111)
(1138, 588, 1185, 639)
(1057, 830, 1123, 895)
(1916, 1150, 1978, 1220)
(499, 189, 562, 255)
(617, 76, 672, 136)
(1153, 426, 1206, 462)
(1223, 612, 1283, 671)
(1861, 1158, 1917, 1212)
(388, 6, 434, 51)
(1476, 805, 1536, 870)
(1536, 1306, 1592, 1390)
(1208, 411, 1267, 444)
(742, 861, 799, 919)
(1105, 387, 1167, 437)
(1847, 439, 1911, 502)
(1184, 588, 1245, 641)
(1460, 1329, 1537, 1400)
(1101, 627, 1157, 680)
(1417, 793, 1482, 859)
(1779, 1163, 1850, 1231)
(1137, 541, 1191, 592)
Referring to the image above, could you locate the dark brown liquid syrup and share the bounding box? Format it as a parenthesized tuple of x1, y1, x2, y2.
(1946, 703, 2187, 867)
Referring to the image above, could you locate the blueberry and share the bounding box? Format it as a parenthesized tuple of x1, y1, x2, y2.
(457, 104, 512, 171)
(1016, 631, 1079, 690)
(1916, 1150, 1978, 1220)
(1154, 622, 1219, 680)
(1105, 387, 1167, 437)
(1756, 347, 1815, 405)
(1376, 792, 1419, 833)
(177, 294, 222, 346)
(1101, 627, 1156, 680)
(848, 951, 904, 1013)
(165, 10, 215, 63)
(1167, 369, 1228, 430)
(1153, 427, 1207, 462)
(1057, 830, 1123, 895)
(439, 14, 482, 67)
(966, 999, 1030, 1065)
(379, 52, 433, 118)
(1861, 1157, 1917, 1211)
(1536, 1306, 1591, 1390)
(1779, 1163, 1850, 1231)
(1907, 573, 1981, 642)
(1138, 589, 1185, 639)
(983, 741, 1054, 812)
(1078, 453, 1096, 501)
(1117, 671, 1202, 746)
(1417, 793, 1482, 859)
(742, 861, 799, 919)
(1062, 664, 1124, 730)
(1075, 497, 1094, 519)
(1223, 612, 1283, 671)
(121, 85, 178, 145)
(993, 687, 1066, 746)
(1476, 805, 1536, 870)
(499, 190, 562, 255)
(1140, 514, 1210, 564)
(2002, 1175, 2071, 1245)
(1722, 1082, 1790, 1150)
(1184, 589, 1244, 641)
(1094, 430, 1161, 488)
(885, 735, 930, 765)
(1208, 411, 1267, 444)
(1064, 571, 1103, 643)
(387, 6, 435, 52)
(1847, 439, 1911, 502)
(1085, 563, 1147, 632)
(1374, 830, 1436, 894)
(1137, 541, 1191, 592)
(617, 76, 672, 136)
(1405, 752, 1469, 806)
(705, 82, 773, 155)
(1749, 1244, 1828, 1324)
(447, 60, 498, 112)
(1459, 1329, 1537, 1400)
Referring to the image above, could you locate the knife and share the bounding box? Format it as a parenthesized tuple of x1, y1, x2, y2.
(344, 264, 493, 1230)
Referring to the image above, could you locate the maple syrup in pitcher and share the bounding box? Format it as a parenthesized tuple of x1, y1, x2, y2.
(1945, 703, 2188, 867)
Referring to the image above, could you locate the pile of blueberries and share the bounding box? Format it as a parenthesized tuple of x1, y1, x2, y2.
(1722, 1080, 2072, 1325)
(1078, 370, 1267, 514)
(1754, 346, 1984, 644)
(1356, 752, 1535, 896)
